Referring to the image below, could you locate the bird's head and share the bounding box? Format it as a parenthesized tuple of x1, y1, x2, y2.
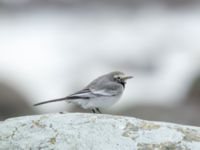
(110, 71, 133, 87)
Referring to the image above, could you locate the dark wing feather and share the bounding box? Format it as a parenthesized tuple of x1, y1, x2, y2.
(66, 88, 91, 99)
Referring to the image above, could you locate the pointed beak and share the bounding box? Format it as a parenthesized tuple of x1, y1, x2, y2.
(122, 75, 133, 80)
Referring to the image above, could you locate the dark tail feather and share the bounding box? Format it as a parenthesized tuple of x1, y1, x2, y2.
(34, 97, 68, 106)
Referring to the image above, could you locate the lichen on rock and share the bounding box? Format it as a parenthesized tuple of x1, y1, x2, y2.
(0, 113, 200, 150)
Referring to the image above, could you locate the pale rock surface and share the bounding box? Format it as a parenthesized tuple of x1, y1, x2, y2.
(0, 113, 200, 150)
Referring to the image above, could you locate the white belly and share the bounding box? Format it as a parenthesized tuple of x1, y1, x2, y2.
(71, 94, 122, 109)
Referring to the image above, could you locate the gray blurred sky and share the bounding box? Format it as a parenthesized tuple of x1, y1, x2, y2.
(0, 0, 200, 114)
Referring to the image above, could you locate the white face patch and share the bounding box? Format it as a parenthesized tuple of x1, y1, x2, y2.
(114, 74, 124, 80)
(114, 75, 119, 79)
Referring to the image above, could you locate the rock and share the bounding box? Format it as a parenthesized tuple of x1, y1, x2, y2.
(0, 113, 200, 150)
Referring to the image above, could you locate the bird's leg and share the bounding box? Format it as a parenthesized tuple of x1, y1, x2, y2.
(92, 109, 96, 113)
(95, 108, 102, 113)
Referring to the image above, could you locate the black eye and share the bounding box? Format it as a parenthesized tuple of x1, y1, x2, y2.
(116, 77, 121, 80)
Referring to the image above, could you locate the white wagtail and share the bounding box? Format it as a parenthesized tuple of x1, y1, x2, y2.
(34, 71, 132, 113)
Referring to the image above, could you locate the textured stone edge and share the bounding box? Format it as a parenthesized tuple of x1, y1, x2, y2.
(0, 113, 200, 150)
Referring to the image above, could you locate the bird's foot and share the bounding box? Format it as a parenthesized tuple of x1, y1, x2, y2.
(91, 109, 96, 113)
(95, 108, 102, 113)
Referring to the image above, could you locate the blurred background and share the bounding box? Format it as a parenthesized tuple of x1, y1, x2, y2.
(0, 0, 200, 126)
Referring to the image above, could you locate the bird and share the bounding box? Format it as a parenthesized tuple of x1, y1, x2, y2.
(34, 71, 132, 113)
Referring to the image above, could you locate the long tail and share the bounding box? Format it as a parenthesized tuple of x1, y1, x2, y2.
(34, 97, 68, 106)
